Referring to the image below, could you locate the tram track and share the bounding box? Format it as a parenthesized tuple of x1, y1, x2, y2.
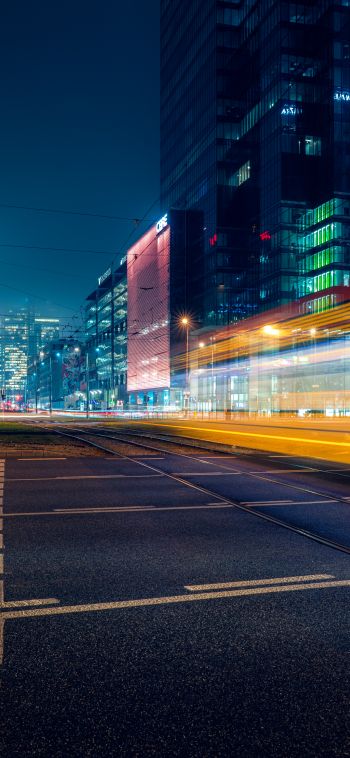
(49, 424, 350, 557)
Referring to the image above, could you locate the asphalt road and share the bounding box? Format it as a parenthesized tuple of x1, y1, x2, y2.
(2, 447, 350, 756)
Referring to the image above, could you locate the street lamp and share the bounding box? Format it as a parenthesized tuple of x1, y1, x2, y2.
(33, 359, 39, 414)
(179, 316, 191, 411)
(309, 328, 317, 415)
(39, 351, 53, 415)
(209, 336, 216, 413)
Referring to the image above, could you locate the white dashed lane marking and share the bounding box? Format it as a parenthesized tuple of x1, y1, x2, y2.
(2, 576, 350, 621)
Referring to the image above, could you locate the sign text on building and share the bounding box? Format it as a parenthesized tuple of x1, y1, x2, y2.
(156, 214, 168, 234)
(98, 268, 112, 286)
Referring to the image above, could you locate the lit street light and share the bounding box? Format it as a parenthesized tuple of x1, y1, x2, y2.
(179, 316, 191, 411)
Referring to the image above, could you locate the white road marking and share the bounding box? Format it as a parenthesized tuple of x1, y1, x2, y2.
(241, 500, 294, 505)
(6, 474, 165, 482)
(18, 458, 67, 461)
(247, 469, 319, 474)
(55, 505, 157, 513)
(185, 574, 334, 591)
(172, 472, 241, 476)
(245, 499, 337, 507)
(197, 453, 237, 463)
(0, 598, 59, 609)
(4, 504, 234, 517)
(3, 579, 350, 620)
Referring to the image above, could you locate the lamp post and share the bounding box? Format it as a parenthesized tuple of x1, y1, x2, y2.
(49, 355, 52, 416)
(86, 350, 90, 419)
(310, 327, 317, 416)
(33, 359, 38, 414)
(39, 351, 49, 414)
(209, 336, 216, 414)
(180, 316, 190, 411)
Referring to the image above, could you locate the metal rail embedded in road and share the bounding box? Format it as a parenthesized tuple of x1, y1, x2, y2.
(49, 423, 350, 558)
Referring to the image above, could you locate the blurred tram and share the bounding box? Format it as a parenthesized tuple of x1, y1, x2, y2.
(189, 287, 350, 416)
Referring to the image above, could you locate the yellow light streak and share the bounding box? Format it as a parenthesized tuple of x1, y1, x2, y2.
(139, 421, 350, 450)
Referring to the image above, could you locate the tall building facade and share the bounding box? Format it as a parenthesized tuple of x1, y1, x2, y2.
(28, 316, 60, 362)
(85, 259, 127, 408)
(160, 1, 350, 325)
(127, 209, 202, 408)
(0, 309, 29, 402)
(0, 308, 60, 405)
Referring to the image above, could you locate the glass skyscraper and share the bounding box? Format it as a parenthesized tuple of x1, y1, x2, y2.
(160, 1, 350, 325)
(0, 309, 29, 402)
(85, 259, 127, 408)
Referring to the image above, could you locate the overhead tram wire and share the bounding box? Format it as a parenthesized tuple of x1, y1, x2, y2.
(0, 4, 310, 270)
(0, 282, 78, 312)
(0, 259, 93, 280)
(0, 242, 116, 256)
(0, 35, 312, 333)
(0, 202, 151, 224)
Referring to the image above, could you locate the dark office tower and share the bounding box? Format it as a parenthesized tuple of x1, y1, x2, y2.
(160, 1, 350, 323)
(160, 0, 258, 327)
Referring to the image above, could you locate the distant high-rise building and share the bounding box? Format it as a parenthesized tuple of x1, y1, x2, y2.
(0, 308, 60, 404)
(0, 309, 29, 402)
(28, 316, 60, 363)
(160, 1, 350, 324)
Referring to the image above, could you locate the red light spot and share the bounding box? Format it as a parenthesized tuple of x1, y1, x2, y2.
(209, 233, 218, 247)
(260, 231, 271, 241)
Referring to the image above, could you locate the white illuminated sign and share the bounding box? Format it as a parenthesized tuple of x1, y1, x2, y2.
(156, 214, 168, 234)
(281, 104, 302, 116)
(98, 268, 111, 286)
(334, 90, 350, 102)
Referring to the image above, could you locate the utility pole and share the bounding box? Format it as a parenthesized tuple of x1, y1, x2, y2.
(86, 351, 90, 419)
(49, 355, 52, 416)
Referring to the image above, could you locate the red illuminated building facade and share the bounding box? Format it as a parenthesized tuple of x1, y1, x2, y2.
(127, 219, 171, 406)
(127, 209, 202, 408)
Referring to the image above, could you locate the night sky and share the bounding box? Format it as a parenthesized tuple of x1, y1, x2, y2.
(0, 1, 160, 329)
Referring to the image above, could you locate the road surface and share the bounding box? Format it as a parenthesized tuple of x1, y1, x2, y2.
(1, 441, 350, 756)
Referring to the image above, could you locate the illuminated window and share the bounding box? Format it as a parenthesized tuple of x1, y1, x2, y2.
(305, 136, 321, 156)
(232, 160, 251, 187)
